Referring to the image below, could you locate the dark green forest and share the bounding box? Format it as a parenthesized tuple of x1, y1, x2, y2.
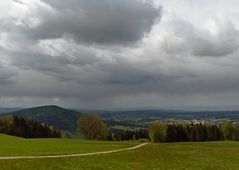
(0, 115, 61, 138)
(149, 122, 239, 143)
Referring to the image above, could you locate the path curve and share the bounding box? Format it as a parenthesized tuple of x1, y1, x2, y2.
(0, 143, 148, 160)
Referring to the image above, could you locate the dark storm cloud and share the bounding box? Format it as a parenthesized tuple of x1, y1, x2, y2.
(9, 49, 165, 84)
(24, 0, 161, 44)
(1, 0, 239, 109)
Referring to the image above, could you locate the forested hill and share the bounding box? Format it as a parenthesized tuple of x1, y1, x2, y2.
(3, 105, 82, 133)
(0, 115, 61, 138)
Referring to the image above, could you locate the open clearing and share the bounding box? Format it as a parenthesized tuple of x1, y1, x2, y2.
(1, 134, 239, 169)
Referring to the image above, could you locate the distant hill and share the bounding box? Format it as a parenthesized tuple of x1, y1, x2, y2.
(3, 105, 82, 133)
(0, 108, 22, 114)
(80, 109, 239, 120)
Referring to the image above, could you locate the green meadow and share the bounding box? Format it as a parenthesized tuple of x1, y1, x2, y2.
(0, 134, 138, 156)
(1, 134, 239, 170)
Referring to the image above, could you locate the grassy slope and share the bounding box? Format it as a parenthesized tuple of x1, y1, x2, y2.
(0, 134, 239, 169)
(0, 134, 138, 156)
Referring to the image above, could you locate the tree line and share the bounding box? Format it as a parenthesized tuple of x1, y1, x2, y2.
(0, 115, 61, 138)
(108, 129, 148, 141)
(77, 115, 239, 142)
(4, 111, 235, 142)
(149, 121, 239, 142)
(77, 114, 148, 141)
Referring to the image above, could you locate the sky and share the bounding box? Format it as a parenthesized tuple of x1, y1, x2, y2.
(0, 0, 239, 109)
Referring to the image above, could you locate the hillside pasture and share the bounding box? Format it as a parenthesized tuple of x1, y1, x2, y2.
(0, 134, 239, 169)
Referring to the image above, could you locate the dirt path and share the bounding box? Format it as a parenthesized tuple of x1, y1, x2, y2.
(0, 143, 148, 160)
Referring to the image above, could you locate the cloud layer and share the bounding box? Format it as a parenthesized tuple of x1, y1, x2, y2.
(0, 0, 239, 109)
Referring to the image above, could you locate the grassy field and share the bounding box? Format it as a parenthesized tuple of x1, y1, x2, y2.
(1, 134, 239, 170)
(0, 134, 138, 156)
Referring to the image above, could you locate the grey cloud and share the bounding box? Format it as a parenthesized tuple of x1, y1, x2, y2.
(0, 47, 18, 84)
(191, 24, 239, 57)
(24, 0, 161, 44)
(0, 63, 17, 84)
(160, 17, 239, 57)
